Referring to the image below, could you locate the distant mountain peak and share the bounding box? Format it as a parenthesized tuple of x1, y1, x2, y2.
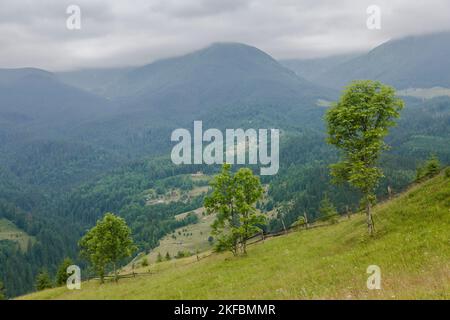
(182, 41, 280, 67)
(205, 42, 268, 54)
(95, 42, 334, 120)
(208, 41, 255, 48)
(311, 30, 450, 90)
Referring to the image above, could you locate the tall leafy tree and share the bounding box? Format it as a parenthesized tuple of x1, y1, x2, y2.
(326, 80, 404, 235)
(205, 164, 265, 255)
(79, 213, 136, 283)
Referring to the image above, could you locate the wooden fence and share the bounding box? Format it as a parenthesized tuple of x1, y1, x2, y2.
(89, 216, 349, 282)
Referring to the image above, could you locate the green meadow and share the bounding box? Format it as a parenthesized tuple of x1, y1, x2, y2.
(20, 173, 450, 300)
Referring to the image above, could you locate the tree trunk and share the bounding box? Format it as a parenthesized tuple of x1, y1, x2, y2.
(303, 211, 309, 229)
(243, 221, 249, 255)
(113, 263, 118, 283)
(232, 238, 238, 256)
(366, 201, 374, 235)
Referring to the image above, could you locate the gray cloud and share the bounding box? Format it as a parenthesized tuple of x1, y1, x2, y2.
(151, 0, 251, 18)
(0, 0, 449, 71)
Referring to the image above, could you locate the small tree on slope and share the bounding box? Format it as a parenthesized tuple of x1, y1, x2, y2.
(79, 213, 136, 283)
(325, 80, 404, 235)
(55, 257, 74, 286)
(204, 164, 265, 255)
(318, 194, 339, 224)
(35, 270, 53, 291)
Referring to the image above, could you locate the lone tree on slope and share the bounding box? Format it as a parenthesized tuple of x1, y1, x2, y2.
(79, 212, 136, 283)
(204, 164, 265, 255)
(325, 80, 404, 235)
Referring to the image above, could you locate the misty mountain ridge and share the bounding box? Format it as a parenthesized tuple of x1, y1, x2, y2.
(4, 33, 450, 136)
(99, 42, 333, 123)
(306, 31, 450, 90)
(55, 31, 450, 104)
(0, 42, 334, 188)
(0, 67, 114, 133)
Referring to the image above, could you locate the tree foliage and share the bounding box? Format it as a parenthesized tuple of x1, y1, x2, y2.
(55, 257, 74, 286)
(326, 80, 404, 234)
(318, 194, 339, 224)
(79, 213, 136, 283)
(204, 164, 265, 255)
(291, 216, 306, 229)
(35, 270, 52, 291)
(416, 154, 441, 181)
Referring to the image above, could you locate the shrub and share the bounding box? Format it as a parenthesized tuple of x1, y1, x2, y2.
(35, 271, 53, 291)
(445, 167, 450, 178)
(416, 155, 441, 181)
(291, 216, 306, 229)
(175, 251, 193, 259)
(55, 257, 74, 286)
(318, 194, 339, 224)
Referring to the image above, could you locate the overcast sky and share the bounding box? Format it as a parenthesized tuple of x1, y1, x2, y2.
(1, 0, 450, 71)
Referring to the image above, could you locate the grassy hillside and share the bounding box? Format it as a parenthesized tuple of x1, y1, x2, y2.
(125, 208, 215, 268)
(20, 172, 450, 300)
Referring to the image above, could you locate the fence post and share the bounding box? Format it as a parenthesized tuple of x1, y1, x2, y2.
(388, 185, 393, 200)
(304, 211, 309, 229)
(281, 218, 287, 234)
